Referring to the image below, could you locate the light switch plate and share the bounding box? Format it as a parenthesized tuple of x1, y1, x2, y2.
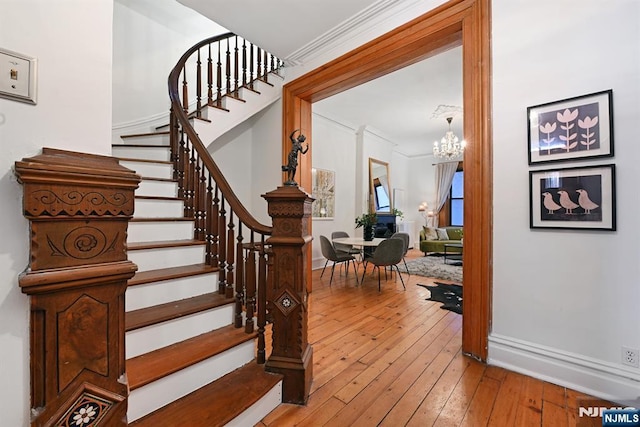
(0, 47, 37, 104)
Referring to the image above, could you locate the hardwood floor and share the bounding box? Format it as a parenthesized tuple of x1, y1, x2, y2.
(259, 249, 604, 427)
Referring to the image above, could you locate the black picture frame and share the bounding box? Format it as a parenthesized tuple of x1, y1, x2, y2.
(529, 164, 616, 231)
(527, 90, 614, 165)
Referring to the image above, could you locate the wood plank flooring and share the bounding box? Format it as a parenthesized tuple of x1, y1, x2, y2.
(259, 249, 605, 426)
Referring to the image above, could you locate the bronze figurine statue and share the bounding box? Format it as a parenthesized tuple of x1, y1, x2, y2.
(282, 129, 309, 186)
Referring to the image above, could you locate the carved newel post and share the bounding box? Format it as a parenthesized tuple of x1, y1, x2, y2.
(262, 185, 313, 404)
(14, 148, 140, 426)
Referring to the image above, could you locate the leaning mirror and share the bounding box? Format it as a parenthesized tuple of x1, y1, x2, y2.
(369, 158, 391, 213)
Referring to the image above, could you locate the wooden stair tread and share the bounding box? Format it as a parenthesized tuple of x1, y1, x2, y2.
(130, 217, 193, 222)
(127, 239, 204, 251)
(116, 157, 172, 164)
(127, 325, 257, 390)
(130, 362, 281, 426)
(126, 292, 233, 332)
(140, 176, 176, 182)
(135, 195, 183, 201)
(121, 131, 170, 139)
(128, 263, 217, 287)
(112, 143, 169, 148)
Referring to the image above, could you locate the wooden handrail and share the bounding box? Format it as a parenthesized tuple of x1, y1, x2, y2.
(168, 33, 276, 236)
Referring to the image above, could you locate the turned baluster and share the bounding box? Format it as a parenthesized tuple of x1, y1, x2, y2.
(234, 224, 245, 328)
(205, 175, 213, 264)
(225, 38, 231, 97)
(233, 36, 239, 96)
(256, 47, 262, 84)
(196, 49, 202, 118)
(207, 43, 213, 106)
(169, 110, 179, 180)
(225, 211, 235, 298)
(249, 43, 255, 90)
(210, 186, 220, 268)
(216, 41, 222, 107)
(218, 197, 227, 294)
(245, 235, 256, 333)
(241, 39, 247, 89)
(177, 129, 187, 199)
(183, 141, 194, 219)
(192, 153, 201, 236)
(256, 236, 268, 363)
(262, 50, 268, 82)
(200, 159, 207, 240)
(182, 65, 188, 114)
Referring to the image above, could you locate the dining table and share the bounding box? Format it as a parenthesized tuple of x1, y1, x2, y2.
(331, 237, 385, 247)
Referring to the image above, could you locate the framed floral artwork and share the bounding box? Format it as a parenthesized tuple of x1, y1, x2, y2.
(529, 164, 616, 230)
(311, 168, 335, 219)
(527, 90, 614, 164)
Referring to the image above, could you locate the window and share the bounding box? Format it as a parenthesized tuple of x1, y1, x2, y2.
(450, 170, 464, 226)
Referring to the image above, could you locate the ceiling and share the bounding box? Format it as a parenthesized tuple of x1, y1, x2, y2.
(176, 0, 462, 157)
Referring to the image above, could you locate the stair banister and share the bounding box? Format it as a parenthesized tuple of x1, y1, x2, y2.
(168, 33, 312, 404)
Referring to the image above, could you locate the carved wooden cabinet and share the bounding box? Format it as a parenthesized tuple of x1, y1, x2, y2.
(14, 148, 140, 426)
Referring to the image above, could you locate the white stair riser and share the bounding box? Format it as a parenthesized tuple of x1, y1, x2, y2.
(137, 180, 178, 198)
(112, 145, 170, 162)
(129, 245, 205, 272)
(120, 133, 170, 146)
(135, 198, 184, 218)
(227, 382, 283, 427)
(127, 342, 255, 422)
(126, 273, 218, 312)
(194, 77, 282, 147)
(119, 160, 173, 180)
(126, 305, 233, 358)
(128, 220, 194, 243)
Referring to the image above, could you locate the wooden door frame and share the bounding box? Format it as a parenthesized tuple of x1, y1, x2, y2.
(282, 0, 492, 360)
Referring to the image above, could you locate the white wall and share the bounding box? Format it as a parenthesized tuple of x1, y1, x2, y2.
(310, 114, 358, 268)
(112, 0, 226, 136)
(490, 0, 640, 404)
(0, 1, 114, 425)
(250, 100, 283, 225)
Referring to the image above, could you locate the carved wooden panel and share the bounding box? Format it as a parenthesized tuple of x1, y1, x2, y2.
(30, 220, 128, 270)
(24, 187, 133, 217)
(57, 295, 109, 392)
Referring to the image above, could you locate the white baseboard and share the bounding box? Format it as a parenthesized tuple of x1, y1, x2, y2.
(488, 333, 640, 407)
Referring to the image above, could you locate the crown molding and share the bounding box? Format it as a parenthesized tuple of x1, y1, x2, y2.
(284, 0, 423, 66)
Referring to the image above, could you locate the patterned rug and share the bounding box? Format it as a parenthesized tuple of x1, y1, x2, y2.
(403, 256, 462, 283)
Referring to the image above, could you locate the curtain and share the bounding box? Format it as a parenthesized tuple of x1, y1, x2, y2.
(433, 161, 458, 227)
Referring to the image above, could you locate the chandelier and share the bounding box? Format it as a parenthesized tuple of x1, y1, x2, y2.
(433, 116, 466, 159)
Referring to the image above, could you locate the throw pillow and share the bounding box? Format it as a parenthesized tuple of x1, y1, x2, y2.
(436, 228, 449, 240)
(422, 227, 438, 240)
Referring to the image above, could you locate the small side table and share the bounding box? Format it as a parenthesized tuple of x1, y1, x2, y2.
(444, 243, 463, 264)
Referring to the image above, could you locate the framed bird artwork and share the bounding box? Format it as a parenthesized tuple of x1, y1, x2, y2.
(529, 164, 616, 230)
(527, 90, 614, 165)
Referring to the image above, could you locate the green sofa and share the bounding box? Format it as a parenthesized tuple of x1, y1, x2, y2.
(419, 226, 463, 255)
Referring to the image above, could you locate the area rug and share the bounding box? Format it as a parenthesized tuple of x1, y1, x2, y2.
(417, 282, 463, 314)
(403, 256, 463, 283)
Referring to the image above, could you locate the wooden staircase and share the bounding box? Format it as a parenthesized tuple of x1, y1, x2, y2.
(111, 36, 286, 425)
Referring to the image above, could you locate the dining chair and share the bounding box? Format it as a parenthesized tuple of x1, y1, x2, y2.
(320, 235, 359, 285)
(330, 231, 362, 258)
(390, 232, 410, 275)
(360, 237, 406, 291)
